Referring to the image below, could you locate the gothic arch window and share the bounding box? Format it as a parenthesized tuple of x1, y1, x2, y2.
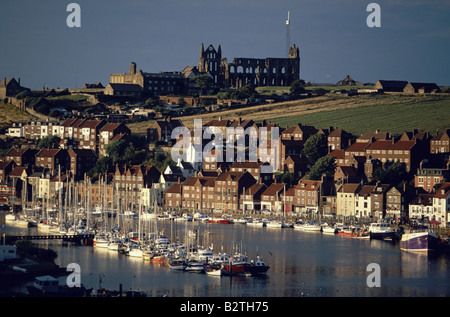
(272, 67, 277, 74)
(230, 66, 235, 73)
(281, 67, 286, 74)
(263, 68, 267, 74)
(237, 66, 244, 73)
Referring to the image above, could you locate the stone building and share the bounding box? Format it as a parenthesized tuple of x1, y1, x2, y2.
(213, 43, 300, 89)
(0, 78, 29, 98)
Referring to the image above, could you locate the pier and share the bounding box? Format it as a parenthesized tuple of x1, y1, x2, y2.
(5, 234, 94, 245)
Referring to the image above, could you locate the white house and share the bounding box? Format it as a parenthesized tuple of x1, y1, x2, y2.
(432, 182, 450, 227)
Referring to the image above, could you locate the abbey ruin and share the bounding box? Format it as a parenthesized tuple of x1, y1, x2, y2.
(107, 43, 300, 97)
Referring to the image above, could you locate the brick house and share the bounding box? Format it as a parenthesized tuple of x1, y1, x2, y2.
(4, 148, 38, 167)
(344, 142, 369, 166)
(76, 119, 107, 153)
(370, 183, 391, 220)
(214, 171, 257, 212)
(283, 155, 312, 179)
(0, 160, 16, 182)
(113, 164, 161, 208)
(99, 122, 131, 157)
(35, 149, 69, 171)
(327, 128, 351, 152)
(229, 160, 273, 185)
(164, 182, 182, 210)
(291, 179, 321, 214)
(430, 129, 450, 154)
(415, 159, 450, 193)
(365, 139, 423, 172)
(147, 118, 184, 144)
(260, 182, 286, 212)
(181, 174, 216, 211)
(67, 148, 98, 180)
(240, 182, 267, 212)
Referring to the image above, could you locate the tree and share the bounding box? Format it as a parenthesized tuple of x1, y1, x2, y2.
(38, 135, 60, 149)
(371, 161, 408, 186)
(305, 156, 336, 180)
(280, 172, 295, 186)
(192, 74, 213, 95)
(105, 139, 128, 164)
(290, 79, 306, 95)
(303, 134, 328, 164)
(87, 156, 114, 179)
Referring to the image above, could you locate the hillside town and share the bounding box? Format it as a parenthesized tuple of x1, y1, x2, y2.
(0, 42, 448, 230)
(1, 111, 449, 228)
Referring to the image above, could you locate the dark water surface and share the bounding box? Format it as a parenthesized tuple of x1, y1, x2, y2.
(3, 219, 450, 297)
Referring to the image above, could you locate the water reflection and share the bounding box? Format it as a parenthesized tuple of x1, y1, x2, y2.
(2, 216, 450, 297)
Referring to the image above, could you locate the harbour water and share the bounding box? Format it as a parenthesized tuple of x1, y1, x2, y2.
(2, 217, 450, 297)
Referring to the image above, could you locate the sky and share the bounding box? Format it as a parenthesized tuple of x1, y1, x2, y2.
(0, 0, 449, 89)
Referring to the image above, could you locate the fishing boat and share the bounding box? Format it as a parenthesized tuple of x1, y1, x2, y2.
(369, 222, 397, 241)
(205, 263, 223, 276)
(337, 226, 353, 237)
(400, 230, 439, 253)
(27, 275, 92, 297)
(221, 253, 251, 276)
(249, 256, 270, 276)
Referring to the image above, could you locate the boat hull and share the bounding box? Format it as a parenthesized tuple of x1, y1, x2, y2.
(400, 231, 438, 253)
(370, 231, 396, 241)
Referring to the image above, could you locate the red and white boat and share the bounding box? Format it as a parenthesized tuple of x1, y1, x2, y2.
(221, 253, 251, 276)
(208, 217, 230, 224)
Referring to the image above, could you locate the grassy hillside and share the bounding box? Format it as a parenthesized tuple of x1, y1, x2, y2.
(129, 92, 450, 137)
(0, 102, 36, 132)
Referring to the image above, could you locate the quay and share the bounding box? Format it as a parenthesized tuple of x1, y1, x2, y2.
(5, 234, 94, 245)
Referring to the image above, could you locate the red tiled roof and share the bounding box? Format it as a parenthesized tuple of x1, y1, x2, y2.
(435, 182, 450, 198)
(345, 142, 369, 152)
(391, 140, 416, 150)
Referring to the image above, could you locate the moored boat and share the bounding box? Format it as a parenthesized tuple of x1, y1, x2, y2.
(400, 230, 439, 253)
(205, 263, 223, 276)
(322, 224, 337, 234)
(249, 256, 270, 276)
(369, 222, 397, 241)
(169, 258, 187, 271)
(185, 260, 206, 273)
(208, 217, 230, 224)
(302, 222, 322, 231)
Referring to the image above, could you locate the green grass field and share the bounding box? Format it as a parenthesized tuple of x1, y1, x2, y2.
(268, 94, 450, 136)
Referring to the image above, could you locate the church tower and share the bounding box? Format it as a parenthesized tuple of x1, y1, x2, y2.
(198, 43, 222, 85)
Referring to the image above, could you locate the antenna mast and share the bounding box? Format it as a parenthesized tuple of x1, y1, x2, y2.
(286, 11, 290, 58)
